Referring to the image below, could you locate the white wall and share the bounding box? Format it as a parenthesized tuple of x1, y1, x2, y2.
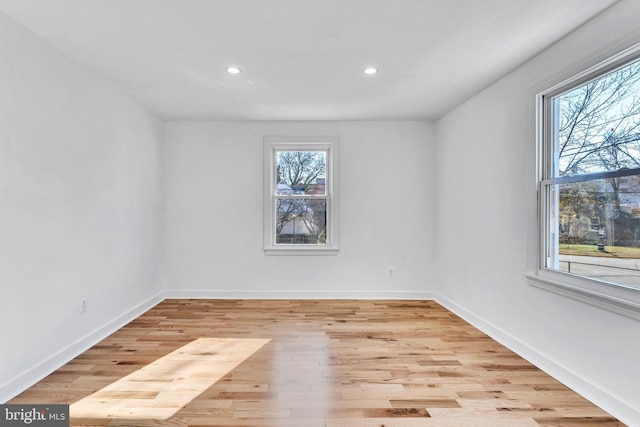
(165, 121, 435, 298)
(0, 12, 164, 400)
(434, 0, 640, 424)
(2, 1, 638, 423)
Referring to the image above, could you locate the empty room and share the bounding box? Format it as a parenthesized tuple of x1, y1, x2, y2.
(1, 0, 639, 426)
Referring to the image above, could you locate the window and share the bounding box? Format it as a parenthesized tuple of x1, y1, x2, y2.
(263, 136, 339, 255)
(531, 44, 640, 319)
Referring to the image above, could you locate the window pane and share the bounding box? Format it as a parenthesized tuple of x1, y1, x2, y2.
(547, 178, 640, 289)
(276, 199, 326, 245)
(276, 151, 326, 195)
(554, 58, 640, 177)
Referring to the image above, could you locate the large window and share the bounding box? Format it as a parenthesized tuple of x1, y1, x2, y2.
(263, 136, 339, 255)
(534, 45, 640, 318)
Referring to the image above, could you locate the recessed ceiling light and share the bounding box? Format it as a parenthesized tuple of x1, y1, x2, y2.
(363, 67, 378, 75)
(226, 66, 241, 75)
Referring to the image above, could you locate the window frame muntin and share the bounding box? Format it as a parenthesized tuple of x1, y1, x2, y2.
(530, 42, 640, 320)
(263, 136, 339, 256)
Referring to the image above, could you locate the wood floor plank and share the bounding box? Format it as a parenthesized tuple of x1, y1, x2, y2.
(70, 338, 270, 421)
(9, 299, 627, 426)
(326, 418, 540, 427)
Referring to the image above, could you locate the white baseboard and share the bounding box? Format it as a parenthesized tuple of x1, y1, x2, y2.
(433, 293, 640, 427)
(0, 292, 164, 404)
(163, 289, 436, 300)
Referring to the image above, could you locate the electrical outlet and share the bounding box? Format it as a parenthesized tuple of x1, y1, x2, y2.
(79, 297, 87, 314)
(388, 267, 396, 278)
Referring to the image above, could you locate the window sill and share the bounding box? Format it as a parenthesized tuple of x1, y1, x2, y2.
(265, 247, 339, 256)
(525, 271, 640, 320)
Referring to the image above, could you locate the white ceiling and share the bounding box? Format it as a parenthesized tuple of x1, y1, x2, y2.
(0, 0, 620, 121)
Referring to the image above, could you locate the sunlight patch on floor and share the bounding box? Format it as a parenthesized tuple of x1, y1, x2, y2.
(70, 337, 270, 421)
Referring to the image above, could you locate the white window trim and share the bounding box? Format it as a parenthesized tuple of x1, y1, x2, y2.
(527, 42, 640, 320)
(263, 135, 339, 256)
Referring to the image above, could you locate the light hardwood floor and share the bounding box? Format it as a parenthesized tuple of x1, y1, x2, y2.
(10, 299, 626, 426)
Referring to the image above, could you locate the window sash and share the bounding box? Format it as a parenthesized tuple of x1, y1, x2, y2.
(271, 147, 331, 247)
(542, 166, 640, 186)
(273, 194, 328, 200)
